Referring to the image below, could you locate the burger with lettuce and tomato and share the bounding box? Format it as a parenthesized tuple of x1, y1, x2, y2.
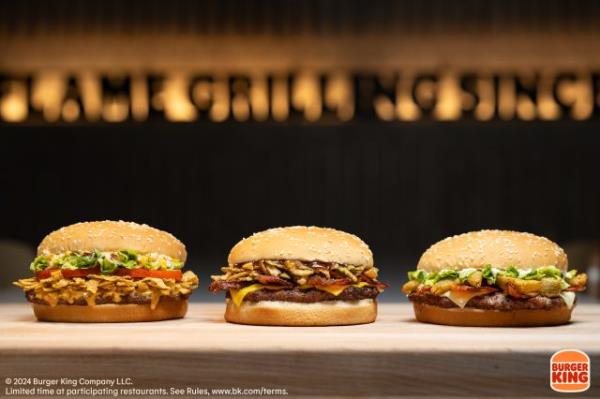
(403, 230, 587, 327)
(209, 226, 387, 326)
(14, 220, 198, 322)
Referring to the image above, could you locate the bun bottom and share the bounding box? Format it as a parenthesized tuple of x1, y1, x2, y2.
(413, 303, 572, 327)
(32, 298, 188, 322)
(225, 299, 377, 326)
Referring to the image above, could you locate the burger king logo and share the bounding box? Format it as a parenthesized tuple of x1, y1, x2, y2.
(550, 349, 591, 393)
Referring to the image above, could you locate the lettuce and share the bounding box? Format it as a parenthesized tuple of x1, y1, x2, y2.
(78, 251, 101, 268)
(55, 251, 100, 270)
(482, 265, 500, 285)
(503, 266, 519, 278)
(28, 249, 184, 275)
(408, 264, 578, 296)
(100, 258, 118, 274)
(30, 255, 49, 272)
(458, 268, 477, 283)
(522, 266, 562, 280)
(426, 269, 459, 285)
(115, 249, 138, 269)
(137, 252, 181, 270)
(408, 269, 460, 285)
(147, 258, 165, 270)
(517, 268, 532, 278)
(408, 270, 427, 283)
(97, 249, 137, 273)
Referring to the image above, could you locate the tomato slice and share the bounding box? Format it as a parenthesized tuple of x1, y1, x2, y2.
(36, 266, 101, 280)
(35, 269, 55, 279)
(115, 268, 182, 281)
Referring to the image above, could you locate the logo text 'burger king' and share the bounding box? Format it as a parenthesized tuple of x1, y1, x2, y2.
(550, 349, 591, 393)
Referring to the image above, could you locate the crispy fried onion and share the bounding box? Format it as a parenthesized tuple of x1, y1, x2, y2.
(13, 270, 199, 309)
(211, 259, 379, 286)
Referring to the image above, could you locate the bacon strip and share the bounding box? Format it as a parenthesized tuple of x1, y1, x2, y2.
(208, 280, 244, 293)
(359, 275, 389, 290)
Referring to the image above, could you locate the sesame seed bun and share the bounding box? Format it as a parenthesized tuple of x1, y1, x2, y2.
(37, 221, 187, 261)
(417, 230, 567, 273)
(31, 297, 188, 323)
(224, 299, 377, 326)
(412, 303, 572, 327)
(227, 226, 373, 266)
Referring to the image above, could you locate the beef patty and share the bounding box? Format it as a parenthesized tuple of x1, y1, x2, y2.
(227, 286, 379, 303)
(408, 291, 570, 311)
(25, 291, 188, 306)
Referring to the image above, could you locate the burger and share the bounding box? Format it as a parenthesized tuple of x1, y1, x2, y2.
(13, 221, 199, 322)
(402, 230, 587, 327)
(209, 226, 387, 326)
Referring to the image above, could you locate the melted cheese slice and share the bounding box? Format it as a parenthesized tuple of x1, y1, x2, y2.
(315, 282, 369, 296)
(442, 289, 487, 309)
(85, 294, 96, 307)
(442, 289, 577, 310)
(229, 284, 274, 307)
(560, 291, 576, 310)
(230, 282, 371, 307)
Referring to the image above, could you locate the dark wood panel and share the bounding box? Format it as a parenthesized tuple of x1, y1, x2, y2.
(0, 121, 598, 264)
(1, 0, 599, 37)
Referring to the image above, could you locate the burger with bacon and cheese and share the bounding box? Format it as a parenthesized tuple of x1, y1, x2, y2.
(14, 221, 199, 322)
(403, 230, 587, 327)
(209, 226, 387, 326)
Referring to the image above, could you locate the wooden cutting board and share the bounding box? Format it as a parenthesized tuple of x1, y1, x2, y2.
(1, 303, 598, 397)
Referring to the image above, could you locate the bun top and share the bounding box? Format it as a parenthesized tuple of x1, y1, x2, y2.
(228, 226, 373, 266)
(417, 230, 567, 272)
(38, 221, 187, 261)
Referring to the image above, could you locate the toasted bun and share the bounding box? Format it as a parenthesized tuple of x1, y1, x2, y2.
(228, 226, 373, 266)
(31, 298, 188, 322)
(224, 299, 377, 326)
(38, 221, 186, 261)
(417, 230, 567, 272)
(412, 303, 572, 327)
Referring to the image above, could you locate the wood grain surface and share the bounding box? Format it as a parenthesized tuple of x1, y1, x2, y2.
(1, 303, 599, 397)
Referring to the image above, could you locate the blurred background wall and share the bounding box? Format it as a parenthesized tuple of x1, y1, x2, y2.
(1, 0, 600, 301)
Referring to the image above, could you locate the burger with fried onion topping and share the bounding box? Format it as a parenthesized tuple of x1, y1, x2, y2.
(209, 226, 387, 326)
(14, 220, 199, 322)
